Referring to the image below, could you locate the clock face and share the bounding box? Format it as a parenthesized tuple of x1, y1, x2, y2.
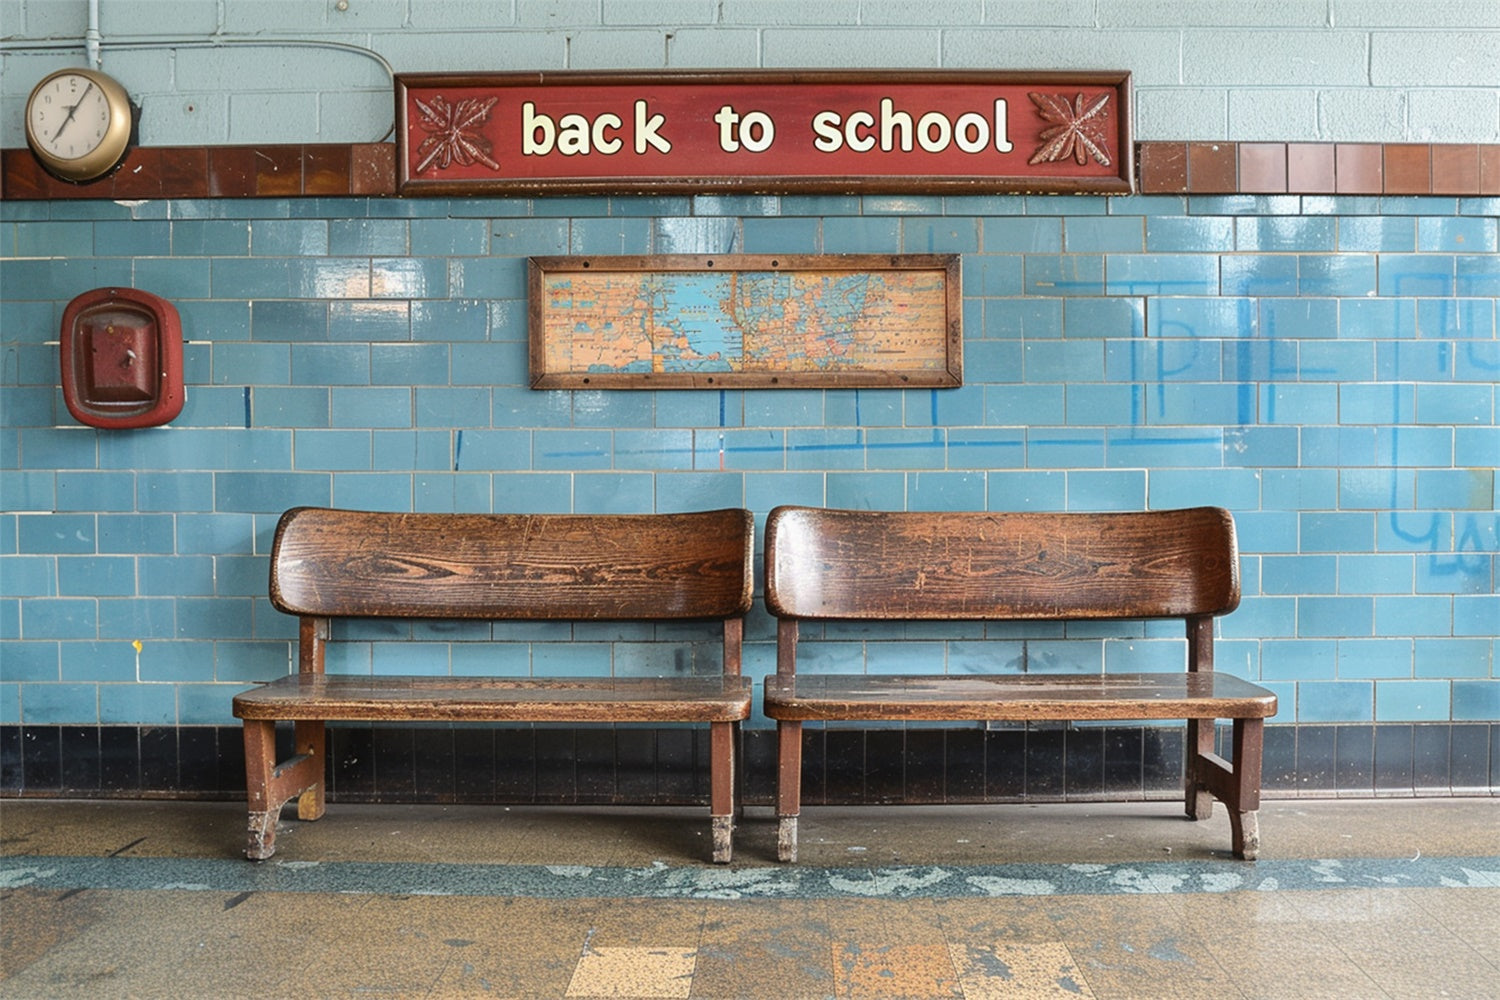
(25, 68, 133, 181)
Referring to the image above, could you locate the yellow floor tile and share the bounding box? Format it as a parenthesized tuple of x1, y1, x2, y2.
(565, 946, 697, 998)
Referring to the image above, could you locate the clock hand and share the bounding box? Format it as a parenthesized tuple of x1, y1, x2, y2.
(49, 81, 95, 143)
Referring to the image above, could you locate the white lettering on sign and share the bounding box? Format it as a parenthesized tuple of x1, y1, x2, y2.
(812, 99, 1012, 154)
(521, 100, 669, 156)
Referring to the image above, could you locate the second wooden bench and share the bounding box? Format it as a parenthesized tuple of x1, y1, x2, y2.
(233, 506, 755, 863)
(762, 505, 1277, 862)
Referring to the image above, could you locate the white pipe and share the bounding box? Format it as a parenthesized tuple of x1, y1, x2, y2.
(86, 0, 102, 68)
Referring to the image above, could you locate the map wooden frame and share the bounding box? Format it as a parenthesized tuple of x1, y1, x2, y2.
(528, 254, 963, 390)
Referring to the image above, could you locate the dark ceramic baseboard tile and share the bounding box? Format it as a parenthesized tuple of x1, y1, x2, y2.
(2, 724, 1496, 804)
(5, 142, 1499, 201)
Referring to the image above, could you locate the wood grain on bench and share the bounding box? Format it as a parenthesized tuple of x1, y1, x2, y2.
(233, 507, 754, 863)
(763, 505, 1276, 862)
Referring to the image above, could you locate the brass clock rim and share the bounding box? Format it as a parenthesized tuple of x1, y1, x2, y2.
(25, 67, 134, 182)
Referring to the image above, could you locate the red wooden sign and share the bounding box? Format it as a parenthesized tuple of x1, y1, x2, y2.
(395, 70, 1132, 196)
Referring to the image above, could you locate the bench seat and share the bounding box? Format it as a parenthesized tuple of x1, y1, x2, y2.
(763, 672, 1276, 722)
(236, 674, 754, 723)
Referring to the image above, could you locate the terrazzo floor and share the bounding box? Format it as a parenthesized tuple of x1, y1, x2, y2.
(2, 797, 1497, 998)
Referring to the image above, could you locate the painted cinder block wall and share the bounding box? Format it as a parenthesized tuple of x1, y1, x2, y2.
(1, 1, 1496, 800)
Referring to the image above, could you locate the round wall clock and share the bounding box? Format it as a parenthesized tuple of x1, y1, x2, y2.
(25, 67, 135, 182)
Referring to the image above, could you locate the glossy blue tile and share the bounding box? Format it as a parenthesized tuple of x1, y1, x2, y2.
(971, 255, 1023, 297)
(1107, 339, 1219, 382)
(821, 217, 901, 254)
(1337, 554, 1413, 594)
(1220, 254, 1297, 296)
(1064, 297, 1144, 339)
(1298, 254, 1377, 297)
(1261, 555, 1337, 596)
(985, 385, 1064, 426)
(1377, 511, 1454, 553)
(986, 470, 1065, 511)
(1236, 216, 1336, 252)
(1337, 216, 1415, 251)
(787, 429, 865, 470)
(1375, 341, 1454, 382)
(1067, 385, 1145, 427)
(1339, 383, 1414, 425)
(1378, 254, 1455, 296)
(1453, 595, 1500, 636)
(1025, 255, 1104, 296)
(1415, 552, 1492, 595)
(1416, 384, 1493, 425)
(1297, 681, 1373, 722)
(1416, 469, 1495, 509)
(1149, 296, 1255, 339)
(1260, 384, 1338, 425)
(702, 429, 784, 471)
(1340, 298, 1416, 340)
(1375, 679, 1451, 721)
(825, 472, 905, 509)
(18, 682, 98, 724)
(984, 299, 1062, 339)
(982, 217, 1061, 252)
(948, 429, 1025, 469)
(1104, 254, 1216, 296)
(1417, 216, 1496, 253)
(1300, 512, 1374, 553)
(1025, 430, 1104, 468)
(291, 344, 370, 385)
(906, 472, 986, 511)
(1259, 640, 1336, 681)
(492, 473, 572, 513)
(1374, 596, 1452, 637)
(1455, 254, 1500, 296)
(1454, 427, 1500, 466)
(1064, 217, 1143, 253)
(1452, 680, 1500, 721)
(1065, 469, 1145, 511)
(1144, 216, 1233, 253)
(1298, 596, 1373, 637)
(1024, 341, 1103, 382)
(415, 388, 490, 428)
(1417, 298, 1495, 340)
(533, 430, 610, 471)
(1108, 429, 1225, 471)
(1340, 468, 1415, 509)
(250, 219, 329, 256)
(1376, 426, 1453, 467)
(1225, 426, 1301, 468)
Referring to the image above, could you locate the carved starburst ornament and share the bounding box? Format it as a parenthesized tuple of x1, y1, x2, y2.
(413, 94, 502, 174)
(1027, 91, 1113, 167)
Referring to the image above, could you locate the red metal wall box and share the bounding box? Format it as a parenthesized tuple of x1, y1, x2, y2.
(60, 287, 184, 429)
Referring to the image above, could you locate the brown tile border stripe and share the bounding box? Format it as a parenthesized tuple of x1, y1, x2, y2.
(1137, 141, 1500, 196)
(3, 142, 1499, 200)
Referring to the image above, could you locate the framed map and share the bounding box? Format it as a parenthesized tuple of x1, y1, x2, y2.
(528, 254, 962, 389)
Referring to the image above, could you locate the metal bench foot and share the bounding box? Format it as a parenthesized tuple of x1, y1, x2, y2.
(776, 816, 798, 863)
(712, 816, 733, 864)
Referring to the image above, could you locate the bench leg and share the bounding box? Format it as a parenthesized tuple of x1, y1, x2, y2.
(1184, 717, 1213, 820)
(241, 719, 325, 861)
(775, 720, 802, 862)
(710, 720, 735, 864)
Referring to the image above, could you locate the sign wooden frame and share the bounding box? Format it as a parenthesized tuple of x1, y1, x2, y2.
(397, 70, 1132, 196)
(528, 254, 962, 390)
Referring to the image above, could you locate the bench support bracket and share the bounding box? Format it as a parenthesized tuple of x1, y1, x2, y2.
(242, 718, 325, 861)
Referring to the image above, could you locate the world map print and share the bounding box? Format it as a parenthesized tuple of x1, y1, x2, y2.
(532, 261, 958, 388)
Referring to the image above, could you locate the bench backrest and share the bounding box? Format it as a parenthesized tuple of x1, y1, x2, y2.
(271, 507, 755, 622)
(765, 506, 1239, 622)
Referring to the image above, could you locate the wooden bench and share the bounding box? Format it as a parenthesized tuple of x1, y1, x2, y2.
(233, 506, 755, 863)
(762, 505, 1277, 862)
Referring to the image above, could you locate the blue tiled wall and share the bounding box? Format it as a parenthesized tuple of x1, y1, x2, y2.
(1, 193, 1496, 732)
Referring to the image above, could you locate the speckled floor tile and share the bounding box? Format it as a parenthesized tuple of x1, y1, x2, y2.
(947, 940, 1095, 998)
(831, 940, 962, 997)
(565, 946, 697, 998)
